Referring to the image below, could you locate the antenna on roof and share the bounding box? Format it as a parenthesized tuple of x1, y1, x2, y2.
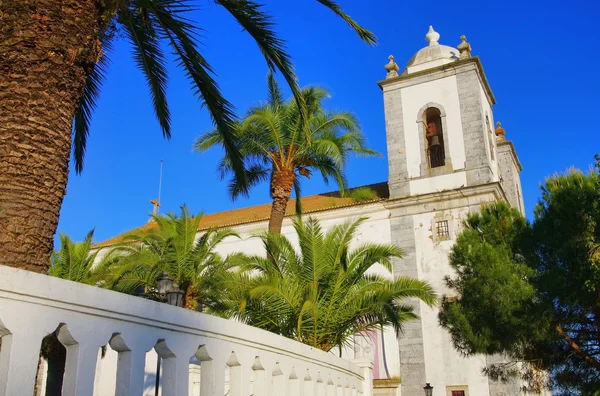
(150, 160, 164, 218)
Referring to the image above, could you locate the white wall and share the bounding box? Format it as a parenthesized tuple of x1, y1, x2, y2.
(479, 85, 500, 181)
(411, 207, 492, 395)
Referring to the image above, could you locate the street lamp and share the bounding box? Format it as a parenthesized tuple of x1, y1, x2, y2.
(156, 273, 173, 295)
(423, 383, 433, 396)
(166, 283, 184, 307)
(154, 274, 184, 396)
(156, 273, 184, 307)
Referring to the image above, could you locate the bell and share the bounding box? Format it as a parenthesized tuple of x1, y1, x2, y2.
(430, 135, 441, 147)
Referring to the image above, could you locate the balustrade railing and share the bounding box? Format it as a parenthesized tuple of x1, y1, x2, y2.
(0, 266, 372, 396)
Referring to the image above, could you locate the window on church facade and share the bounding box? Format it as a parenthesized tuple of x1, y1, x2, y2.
(436, 220, 450, 239)
(446, 386, 469, 396)
(424, 108, 445, 168)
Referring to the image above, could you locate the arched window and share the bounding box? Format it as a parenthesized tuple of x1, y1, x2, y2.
(424, 108, 446, 168)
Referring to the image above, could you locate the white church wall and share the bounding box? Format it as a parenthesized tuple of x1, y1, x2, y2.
(411, 207, 492, 395)
(409, 171, 467, 196)
(479, 85, 500, 182)
(400, 75, 466, 179)
(213, 203, 395, 279)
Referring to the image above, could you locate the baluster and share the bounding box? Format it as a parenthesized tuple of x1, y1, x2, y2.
(159, 339, 197, 396)
(227, 352, 243, 396)
(316, 374, 325, 396)
(110, 334, 152, 396)
(344, 384, 352, 396)
(271, 364, 284, 396)
(288, 368, 299, 396)
(114, 348, 146, 396)
(0, 332, 45, 396)
(326, 378, 336, 396)
(303, 370, 314, 396)
(252, 357, 267, 396)
(61, 341, 103, 396)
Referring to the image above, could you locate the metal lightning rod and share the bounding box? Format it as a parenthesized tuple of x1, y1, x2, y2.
(150, 160, 164, 217)
(157, 159, 164, 213)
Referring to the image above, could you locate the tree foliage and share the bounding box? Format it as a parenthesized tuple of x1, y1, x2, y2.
(194, 73, 378, 233)
(49, 229, 105, 283)
(96, 205, 239, 311)
(216, 216, 437, 352)
(73, 0, 376, 177)
(440, 159, 600, 395)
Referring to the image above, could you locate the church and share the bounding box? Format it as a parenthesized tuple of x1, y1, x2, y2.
(96, 26, 528, 396)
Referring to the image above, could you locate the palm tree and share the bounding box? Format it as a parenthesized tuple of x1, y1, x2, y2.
(98, 205, 239, 311)
(48, 229, 101, 283)
(217, 217, 437, 352)
(194, 74, 379, 234)
(0, 1, 375, 273)
(43, 228, 106, 395)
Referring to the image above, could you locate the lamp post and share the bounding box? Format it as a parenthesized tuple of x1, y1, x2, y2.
(154, 273, 184, 396)
(423, 383, 433, 396)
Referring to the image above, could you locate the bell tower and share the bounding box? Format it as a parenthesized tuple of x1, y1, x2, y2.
(379, 27, 500, 199)
(377, 27, 525, 396)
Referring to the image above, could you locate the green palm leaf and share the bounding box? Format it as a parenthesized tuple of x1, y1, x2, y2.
(219, 216, 437, 351)
(195, 76, 379, 232)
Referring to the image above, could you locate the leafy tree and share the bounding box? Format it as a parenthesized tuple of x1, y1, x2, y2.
(43, 229, 108, 395)
(0, 0, 374, 273)
(439, 161, 600, 394)
(97, 205, 239, 311)
(438, 202, 550, 391)
(195, 74, 379, 234)
(48, 229, 101, 283)
(528, 164, 600, 393)
(217, 216, 437, 352)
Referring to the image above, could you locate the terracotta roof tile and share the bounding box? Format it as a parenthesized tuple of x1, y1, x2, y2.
(93, 182, 389, 249)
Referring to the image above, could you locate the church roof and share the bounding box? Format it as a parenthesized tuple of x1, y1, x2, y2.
(93, 182, 390, 249)
(403, 26, 459, 74)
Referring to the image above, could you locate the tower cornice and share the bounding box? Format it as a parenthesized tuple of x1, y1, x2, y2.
(377, 57, 496, 106)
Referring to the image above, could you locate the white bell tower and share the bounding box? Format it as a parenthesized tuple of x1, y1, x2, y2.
(380, 26, 500, 199)
(377, 27, 525, 396)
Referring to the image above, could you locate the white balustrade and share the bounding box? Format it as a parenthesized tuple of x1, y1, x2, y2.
(0, 266, 371, 396)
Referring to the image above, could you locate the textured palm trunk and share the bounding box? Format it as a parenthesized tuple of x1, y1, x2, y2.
(0, 0, 100, 272)
(268, 169, 295, 234)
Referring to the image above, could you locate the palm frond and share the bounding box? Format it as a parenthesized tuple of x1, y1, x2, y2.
(120, 8, 171, 139)
(147, 0, 245, 183)
(315, 0, 377, 45)
(215, 0, 305, 120)
(72, 30, 113, 174)
(266, 70, 284, 108)
(221, 216, 435, 351)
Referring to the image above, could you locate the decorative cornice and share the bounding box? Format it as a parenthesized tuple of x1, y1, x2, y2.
(377, 57, 496, 105)
(383, 182, 507, 215)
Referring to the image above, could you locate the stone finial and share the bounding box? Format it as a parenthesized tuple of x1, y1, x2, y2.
(385, 55, 399, 79)
(425, 26, 440, 46)
(457, 35, 472, 59)
(495, 121, 506, 142)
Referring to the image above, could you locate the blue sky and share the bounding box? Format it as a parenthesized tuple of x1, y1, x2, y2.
(57, 0, 600, 244)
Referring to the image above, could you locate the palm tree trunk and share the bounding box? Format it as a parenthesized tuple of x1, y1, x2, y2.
(0, 0, 100, 272)
(268, 169, 295, 234)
